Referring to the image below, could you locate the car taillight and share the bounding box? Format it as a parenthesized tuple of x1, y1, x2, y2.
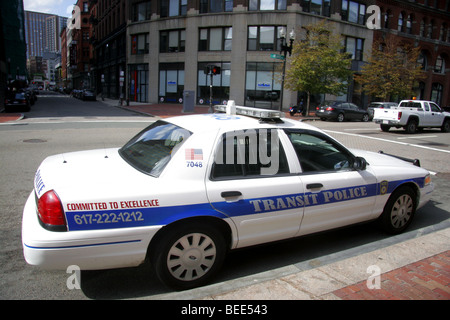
(37, 190, 67, 231)
(326, 107, 335, 111)
(398, 112, 402, 120)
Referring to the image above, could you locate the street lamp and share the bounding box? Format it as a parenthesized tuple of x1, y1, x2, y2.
(278, 28, 295, 111)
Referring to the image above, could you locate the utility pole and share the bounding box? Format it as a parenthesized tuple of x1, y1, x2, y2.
(204, 65, 221, 113)
(278, 28, 295, 111)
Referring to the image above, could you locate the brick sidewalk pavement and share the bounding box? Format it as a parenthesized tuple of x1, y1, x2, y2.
(333, 251, 450, 300)
(0, 113, 24, 123)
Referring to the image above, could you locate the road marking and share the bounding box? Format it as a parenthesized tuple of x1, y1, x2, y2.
(324, 129, 450, 154)
(344, 128, 379, 131)
(397, 135, 437, 140)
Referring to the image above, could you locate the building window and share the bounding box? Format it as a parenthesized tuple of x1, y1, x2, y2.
(200, 0, 233, 13)
(341, 0, 366, 25)
(160, 30, 186, 53)
(83, 2, 88, 13)
(420, 20, 426, 37)
(132, 1, 151, 22)
(249, 0, 287, 11)
(131, 34, 149, 54)
(245, 62, 282, 109)
(197, 62, 231, 104)
(301, 0, 331, 16)
(383, 10, 390, 29)
(160, 0, 187, 17)
(129, 64, 149, 103)
(431, 83, 443, 106)
(345, 36, 364, 61)
(199, 27, 232, 51)
(434, 55, 445, 73)
(248, 26, 285, 51)
(159, 63, 185, 103)
(398, 12, 404, 32)
(406, 14, 413, 34)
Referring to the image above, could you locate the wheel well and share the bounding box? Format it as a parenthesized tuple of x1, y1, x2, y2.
(391, 182, 419, 208)
(146, 216, 233, 261)
(407, 116, 419, 124)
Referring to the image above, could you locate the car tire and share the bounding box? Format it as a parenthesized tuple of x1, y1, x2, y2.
(441, 119, 450, 133)
(378, 186, 416, 234)
(151, 222, 226, 290)
(380, 124, 390, 132)
(337, 113, 345, 122)
(405, 119, 418, 134)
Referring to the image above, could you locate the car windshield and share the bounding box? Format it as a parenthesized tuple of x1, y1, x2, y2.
(119, 120, 191, 177)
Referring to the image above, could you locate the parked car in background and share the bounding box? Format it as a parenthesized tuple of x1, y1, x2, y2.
(24, 88, 37, 106)
(316, 101, 370, 122)
(367, 102, 398, 120)
(5, 91, 30, 112)
(81, 89, 96, 101)
(374, 100, 450, 133)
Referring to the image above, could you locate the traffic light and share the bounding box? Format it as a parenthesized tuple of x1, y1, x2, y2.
(204, 65, 221, 75)
(211, 66, 221, 75)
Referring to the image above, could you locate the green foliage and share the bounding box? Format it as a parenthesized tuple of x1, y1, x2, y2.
(354, 37, 425, 101)
(285, 20, 353, 113)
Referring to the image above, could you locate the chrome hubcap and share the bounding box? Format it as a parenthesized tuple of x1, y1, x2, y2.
(391, 194, 413, 228)
(167, 233, 216, 281)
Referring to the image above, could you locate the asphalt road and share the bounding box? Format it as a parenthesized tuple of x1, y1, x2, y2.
(1, 92, 449, 299)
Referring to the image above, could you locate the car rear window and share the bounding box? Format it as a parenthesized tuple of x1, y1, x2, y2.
(119, 120, 191, 177)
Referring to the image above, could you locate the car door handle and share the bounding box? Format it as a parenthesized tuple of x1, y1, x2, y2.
(306, 183, 323, 189)
(221, 191, 242, 198)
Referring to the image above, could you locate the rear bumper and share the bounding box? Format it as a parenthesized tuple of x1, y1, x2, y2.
(374, 119, 400, 126)
(22, 192, 161, 270)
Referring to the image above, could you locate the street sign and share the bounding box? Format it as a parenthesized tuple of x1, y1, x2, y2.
(270, 53, 285, 60)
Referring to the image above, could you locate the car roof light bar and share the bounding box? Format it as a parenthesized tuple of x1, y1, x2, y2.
(215, 101, 285, 120)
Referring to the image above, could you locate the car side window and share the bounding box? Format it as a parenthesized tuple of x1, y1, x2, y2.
(429, 103, 441, 112)
(211, 129, 289, 179)
(284, 130, 354, 173)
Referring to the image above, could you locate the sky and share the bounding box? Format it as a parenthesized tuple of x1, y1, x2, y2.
(23, 0, 75, 18)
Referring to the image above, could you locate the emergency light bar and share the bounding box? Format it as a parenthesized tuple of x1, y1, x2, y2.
(215, 101, 284, 120)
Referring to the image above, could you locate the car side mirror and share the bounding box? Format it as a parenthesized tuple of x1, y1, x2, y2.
(354, 157, 367, 171)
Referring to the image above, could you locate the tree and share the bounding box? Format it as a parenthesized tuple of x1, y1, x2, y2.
(285, 20, 353, 115)
(354, 37, 425, 101)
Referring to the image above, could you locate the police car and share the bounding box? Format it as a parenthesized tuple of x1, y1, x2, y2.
(22, 103, 434, 290)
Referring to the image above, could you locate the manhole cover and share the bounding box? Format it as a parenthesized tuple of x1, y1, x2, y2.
(23, 139, 47, 143)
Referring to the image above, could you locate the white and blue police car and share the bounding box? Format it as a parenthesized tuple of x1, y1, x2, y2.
(22, 103, 434, 290)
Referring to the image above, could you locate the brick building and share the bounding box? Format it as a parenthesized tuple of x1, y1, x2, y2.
(90, 0, 127, 99)
(374, 0, 450, 107)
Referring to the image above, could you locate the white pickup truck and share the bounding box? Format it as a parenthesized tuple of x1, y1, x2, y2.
(373, 100, 450, 133)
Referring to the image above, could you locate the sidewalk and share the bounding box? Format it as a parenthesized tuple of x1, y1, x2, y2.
(102, 98, 318, 120)
(0, 112, 24, 123)
(203, 228, 450, 300)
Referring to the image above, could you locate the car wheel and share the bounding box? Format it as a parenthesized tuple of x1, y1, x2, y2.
(379, 186, 416, 234)
(337, 113, 345, 122)
(151, 222, 226, 290)
(405, 119, 418, 134)
(441, 119, 450, 133)
(380, 124, 390, 132)
(362, 114, 369, 122)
